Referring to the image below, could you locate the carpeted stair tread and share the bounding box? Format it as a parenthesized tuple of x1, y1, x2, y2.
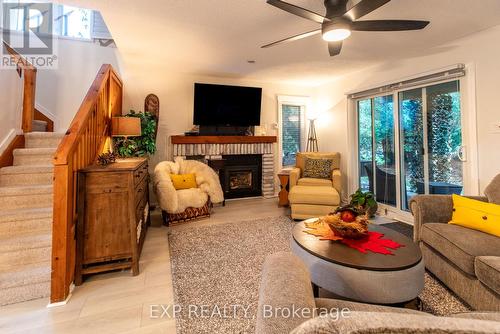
(0, 233, 52, 253)
(0, 262, 51, 289)
(12, 148, 56, 156)
(0, 184, 53, 196)
(0, 207, 52, 223)
(0, 165, 53, 175)
(32, 120, 47, 132)
(25, 132, 65, 149)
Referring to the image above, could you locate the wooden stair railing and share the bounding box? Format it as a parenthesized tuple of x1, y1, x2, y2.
(2, 41, 37, 133)
(51, 64, 123, 303)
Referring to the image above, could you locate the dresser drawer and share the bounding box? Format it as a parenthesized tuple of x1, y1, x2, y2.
(134, 163, 148, 186)
(135, 179, 147, 206)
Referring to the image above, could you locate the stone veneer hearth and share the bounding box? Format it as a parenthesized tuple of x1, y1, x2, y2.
(171, 139, 276, 198)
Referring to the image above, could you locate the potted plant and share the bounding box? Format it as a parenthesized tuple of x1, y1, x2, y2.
(114, 110, 157, 157)
(349, 189, 378, 217)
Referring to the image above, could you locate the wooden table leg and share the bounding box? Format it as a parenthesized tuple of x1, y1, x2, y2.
(278, 173, 290, 207)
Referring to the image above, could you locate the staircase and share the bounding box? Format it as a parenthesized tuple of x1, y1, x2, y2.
(0, 130, 64, 306)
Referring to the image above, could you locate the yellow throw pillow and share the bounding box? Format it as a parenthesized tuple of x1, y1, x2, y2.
(449, 194, 500, 237)
(170, 173, 197, 190)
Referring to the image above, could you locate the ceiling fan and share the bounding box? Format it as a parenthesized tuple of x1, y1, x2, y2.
(262, 0, 430, 56)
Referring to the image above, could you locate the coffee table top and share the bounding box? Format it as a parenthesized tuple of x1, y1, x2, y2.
(292, 219, 422, 271)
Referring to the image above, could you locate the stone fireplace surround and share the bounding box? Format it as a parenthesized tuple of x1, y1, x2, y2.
(170, 136, 277, 198)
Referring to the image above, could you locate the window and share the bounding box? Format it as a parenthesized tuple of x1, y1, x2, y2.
(54, 5, 92, 40)
(1, 1, 111, 41)
(278, 96, 308, 168)
(356, 79, 464, 215)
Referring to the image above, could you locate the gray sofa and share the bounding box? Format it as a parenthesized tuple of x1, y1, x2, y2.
(410, 174, 500, 311)
(256, 252, 500, 333)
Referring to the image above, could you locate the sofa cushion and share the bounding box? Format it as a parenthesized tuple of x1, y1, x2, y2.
(315, 298, 423, 316)
(291, 311, 500, 334)
(303, 158, 333, 179)
(175, 188, 209, 213)
(297, 178, 333, 187)
(451, 311, 500, 322)
(475, 256, 500, 295)
(421, 223, 500, 276)
(289, 185, 340, 206)
(296, 152, 340, 172)
(449, 194, 500, 237)
(484, 173, 500, 205)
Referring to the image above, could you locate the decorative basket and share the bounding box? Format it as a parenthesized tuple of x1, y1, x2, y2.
(320, 213, 369, 239)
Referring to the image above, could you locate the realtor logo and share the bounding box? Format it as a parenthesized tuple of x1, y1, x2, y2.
(1, 2, 58, 69)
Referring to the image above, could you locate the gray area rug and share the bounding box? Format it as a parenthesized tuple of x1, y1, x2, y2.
(168, 216, 469, 334)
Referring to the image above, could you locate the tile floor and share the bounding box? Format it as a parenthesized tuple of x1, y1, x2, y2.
(0, 198, 287, 334)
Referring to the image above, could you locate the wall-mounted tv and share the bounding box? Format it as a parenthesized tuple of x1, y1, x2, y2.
(193, 83, 262, 126)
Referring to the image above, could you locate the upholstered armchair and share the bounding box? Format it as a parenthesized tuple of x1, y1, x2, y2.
(288, 152, 342, 220)
(154, 157, 224, 225)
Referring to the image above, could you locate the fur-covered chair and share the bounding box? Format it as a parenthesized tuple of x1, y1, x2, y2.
(154, 157, 224, 225)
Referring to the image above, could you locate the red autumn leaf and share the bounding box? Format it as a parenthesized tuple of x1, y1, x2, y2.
(340, 232, 404, 255)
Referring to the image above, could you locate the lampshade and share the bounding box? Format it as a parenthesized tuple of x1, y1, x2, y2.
(112, 117, 141, 137)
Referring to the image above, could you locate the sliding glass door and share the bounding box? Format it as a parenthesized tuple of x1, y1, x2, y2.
(358, 95, 396, 206)
(358, 80, 464, 214)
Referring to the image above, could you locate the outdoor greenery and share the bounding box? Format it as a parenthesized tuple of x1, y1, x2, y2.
(114, 110, 157, 157)
(358, 81, 462, 203)
(282, 105, 301, 166)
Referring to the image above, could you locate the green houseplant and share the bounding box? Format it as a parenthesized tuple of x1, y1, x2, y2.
(114, 110, 157, 157)
(349, 189, 378, 217)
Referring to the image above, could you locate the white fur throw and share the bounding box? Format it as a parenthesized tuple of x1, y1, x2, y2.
(154, 157, 224, 214)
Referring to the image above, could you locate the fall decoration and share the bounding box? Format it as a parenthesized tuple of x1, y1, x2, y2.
(303, 218, 404, 255)
(97, 151, 117, 166)
(340, 232, 403, 255)
(350, 189, 378, 217)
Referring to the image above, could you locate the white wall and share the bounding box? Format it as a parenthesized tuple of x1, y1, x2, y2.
(120, 71, 315, 188)
(0, 67, 23, 154)
(314, 25, 500, 194)
(36, 38, 121, 131)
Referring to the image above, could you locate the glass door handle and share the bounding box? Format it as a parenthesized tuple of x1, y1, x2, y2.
(458, 145, 467, 162)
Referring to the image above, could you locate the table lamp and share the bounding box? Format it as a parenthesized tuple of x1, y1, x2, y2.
(112, 117, 142, 138)
(111, 117, 142, 155)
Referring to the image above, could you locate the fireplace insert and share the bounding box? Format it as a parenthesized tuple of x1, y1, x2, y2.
(218, 155, 262, 199)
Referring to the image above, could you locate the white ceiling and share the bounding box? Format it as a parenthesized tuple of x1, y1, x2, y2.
(61, 0, 500, 85)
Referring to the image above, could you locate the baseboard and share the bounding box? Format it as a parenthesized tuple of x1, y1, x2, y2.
(0, 129, 24, 168)
(0, 128, 21, 155)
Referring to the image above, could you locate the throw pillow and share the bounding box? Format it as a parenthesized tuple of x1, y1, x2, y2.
(170, 173, 197, 190)
(302, 158, 333, 179)
(484, 173, 500, 204)
(449, 194, 500, 237)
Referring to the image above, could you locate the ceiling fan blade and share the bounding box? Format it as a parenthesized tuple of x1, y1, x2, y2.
(266, 0, 327, 24)
(328, 41, 343, 56)
(262, 29, 321, 49)
(343, 0, 391, 21)
(352, 20, 430, 31)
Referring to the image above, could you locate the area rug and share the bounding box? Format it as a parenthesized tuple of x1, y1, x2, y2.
(168, 216, 469, 334)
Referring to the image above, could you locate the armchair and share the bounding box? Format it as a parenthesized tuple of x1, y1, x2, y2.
(288, 152, 342, 220)
(154, 157, 224, 225)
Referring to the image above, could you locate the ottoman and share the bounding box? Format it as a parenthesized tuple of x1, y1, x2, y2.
(289, 185, 340, 220)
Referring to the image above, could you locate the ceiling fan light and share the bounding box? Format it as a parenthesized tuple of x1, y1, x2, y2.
(322, 28, 351, 42)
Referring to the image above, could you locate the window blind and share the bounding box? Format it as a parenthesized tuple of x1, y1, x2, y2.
(348, 64, 466, 100)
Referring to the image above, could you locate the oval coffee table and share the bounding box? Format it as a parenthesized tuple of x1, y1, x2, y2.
(291, 218, 425, 304)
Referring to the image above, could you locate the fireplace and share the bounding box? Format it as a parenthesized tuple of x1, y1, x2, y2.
(171, 135, 277, 198)
(220, 155, 262, 199)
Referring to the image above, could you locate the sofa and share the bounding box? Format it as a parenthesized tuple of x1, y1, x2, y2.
(256, 252, 500, 334)
(154, 157, 224, 225)
(410, 174, 500, 311)
(288, 152, 342, 220)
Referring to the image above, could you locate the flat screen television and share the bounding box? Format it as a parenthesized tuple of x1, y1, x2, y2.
(193, 83, 262, 126)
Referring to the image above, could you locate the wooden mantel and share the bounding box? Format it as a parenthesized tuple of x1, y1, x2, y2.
(171, 135, 277, 144)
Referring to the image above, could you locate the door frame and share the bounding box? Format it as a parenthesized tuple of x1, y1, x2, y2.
(348, 68, 479, 223)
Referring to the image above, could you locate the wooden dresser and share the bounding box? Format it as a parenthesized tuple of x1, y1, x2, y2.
(75, 158, 149, 285)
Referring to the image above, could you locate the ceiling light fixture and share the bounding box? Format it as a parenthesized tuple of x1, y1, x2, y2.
(322, 21, 351, 42)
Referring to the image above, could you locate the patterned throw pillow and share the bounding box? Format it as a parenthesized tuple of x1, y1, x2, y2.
(303, 158, 333, 179)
